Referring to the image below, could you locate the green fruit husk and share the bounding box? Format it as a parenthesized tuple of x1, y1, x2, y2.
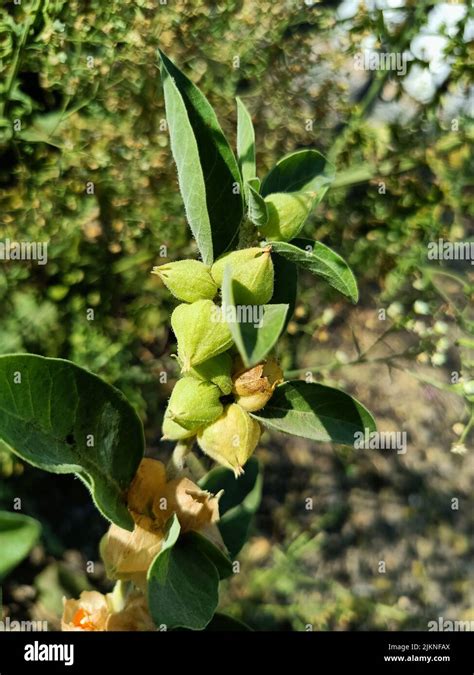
(163, 377, 223, 434)
(260, 192, 315, 241)
(152, 259, 217, 303)
(211, 247, 274, 305)
(197, 403, 261, 477)
(171, 300, 234, 371)
(188, 352, 233, 395)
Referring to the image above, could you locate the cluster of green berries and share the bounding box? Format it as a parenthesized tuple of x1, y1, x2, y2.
(152, 247, 283, 477)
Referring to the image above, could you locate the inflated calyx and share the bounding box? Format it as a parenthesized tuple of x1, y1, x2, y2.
(197, 403, 261, 477)
(260, 192, 316, 241)
(162, 377, 223, 439)
(187, 352, 233, 395)
(211, 247, 274, 305)
(152, 259, 217, 302)
(171, 299, 233, 371)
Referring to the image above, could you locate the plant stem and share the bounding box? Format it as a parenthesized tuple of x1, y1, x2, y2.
(238, 217, 258, 249)
(166, 439, 193, 479)
(459, 406, 474, 446)
(284, 350, 414, 379)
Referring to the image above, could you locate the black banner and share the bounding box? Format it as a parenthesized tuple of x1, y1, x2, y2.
(0, 631, 471, 673)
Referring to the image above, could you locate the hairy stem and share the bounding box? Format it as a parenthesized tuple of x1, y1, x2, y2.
(166, 439, 193, 479)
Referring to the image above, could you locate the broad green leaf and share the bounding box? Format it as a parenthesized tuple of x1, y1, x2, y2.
(200, 457, 262, 557)
(184, 531, 233, 579)
(159, 50, 243, 265)
(270, 239, 358, 303)
(247, 178, 268, 228)
(206, 613, 252, 631)
(0, 511, 41, 581)
(0, 354, 144, 530)
(261, 149, 335, 198)
(148, 514, 219, 630)
(270, 251, 298, 329)
(236, 97, 256, 187)
(222, 266, 288, 367)
(252, 381, 376, 446)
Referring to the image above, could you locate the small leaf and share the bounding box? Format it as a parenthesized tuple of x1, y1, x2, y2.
(159, 50, 243, 264)
(247, 178, 268, 228)
(236, 98, 256, 187)
(199, 457, 262, 557)
(270, 239, 358, 303)
(261, 148, 335, 198)
(222, 266, 288, 367)
(251, 381, 376, 446)
(0, 511, 41, 581)
(148, 514, 219, 630)
(0, 354, 144, 530)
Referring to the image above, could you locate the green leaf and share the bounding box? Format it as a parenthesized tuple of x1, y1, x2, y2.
(184, 531, 233, 579)
(270, 239, 359, 303)
(236, 97, 256, 187)
(148, 514, 219, 630)
(0, 354, 144, 530)
(205, 613, 252, 631)
(247, 178, 268, 228)
(199, 457, 263, 557)
(261, 148, 335, 198)
(251, 381, 376, 446)
(270, 251, 298, 328)
(0, 511, 41, 581)
(222, 266, 288, 367)
(159, 50, 243, 265)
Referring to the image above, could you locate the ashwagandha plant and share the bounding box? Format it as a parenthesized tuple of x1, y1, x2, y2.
(0, 50, 375, 632)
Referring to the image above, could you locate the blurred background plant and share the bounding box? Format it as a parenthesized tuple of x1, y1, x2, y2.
(0, 0, 472, 630)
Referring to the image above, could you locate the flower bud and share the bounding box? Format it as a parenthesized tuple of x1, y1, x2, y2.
(171, 300, 234, 371)
(152, 259, 217, 302)
(188, 352, 233, 395)
(232, 356, 284, 412)
(211, 247, 274, 305)
(163, 377, 223, 434)
(260, 192, 315, 241)
(197, 403, 261, 477)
